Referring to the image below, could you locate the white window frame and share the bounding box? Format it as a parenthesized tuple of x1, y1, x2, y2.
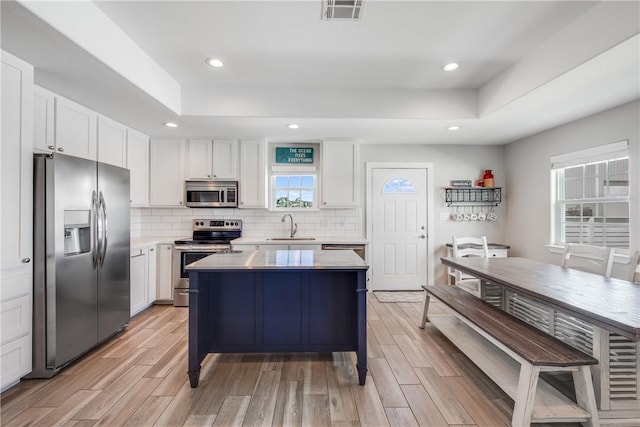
(550, 141, 630, 249)
(268, 143, 320, 211)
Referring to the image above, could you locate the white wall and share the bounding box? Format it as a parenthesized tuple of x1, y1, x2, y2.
(359, 144, 506, 284)
(504, 101, 640, 272)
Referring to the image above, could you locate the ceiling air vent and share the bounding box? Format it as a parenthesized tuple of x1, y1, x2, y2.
(322, 0, 364, 21)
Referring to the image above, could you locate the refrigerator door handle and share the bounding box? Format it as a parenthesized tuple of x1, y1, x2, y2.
(98, 191, 108, 268)
(91, 190, 100, 270)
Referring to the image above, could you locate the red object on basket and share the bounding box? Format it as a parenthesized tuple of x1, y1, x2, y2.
(483, 170, 494, 188)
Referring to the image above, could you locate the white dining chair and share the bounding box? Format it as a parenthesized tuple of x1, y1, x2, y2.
(561, 243, 614, 277)
(451, 236, 489, 296)
(628, 250, 640, 283)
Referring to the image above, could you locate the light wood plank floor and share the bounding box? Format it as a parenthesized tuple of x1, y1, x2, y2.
(1, 298, 581, 426)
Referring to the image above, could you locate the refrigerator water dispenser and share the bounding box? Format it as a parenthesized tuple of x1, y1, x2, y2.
(64, 210, 91, 256)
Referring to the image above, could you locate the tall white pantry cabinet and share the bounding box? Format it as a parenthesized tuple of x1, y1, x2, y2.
(1, 51, 34, 391)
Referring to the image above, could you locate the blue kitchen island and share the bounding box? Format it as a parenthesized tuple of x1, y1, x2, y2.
(186, 249, 369, 387)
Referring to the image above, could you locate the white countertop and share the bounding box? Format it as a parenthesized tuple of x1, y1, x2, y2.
(186, 249, 368, 270)
(231, 237, 369, 246)
(130, 236, 185, 249)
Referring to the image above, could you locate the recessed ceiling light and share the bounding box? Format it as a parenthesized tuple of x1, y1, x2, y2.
(205, 58, 224, 68)
(442, 62, 459, 72)
(447, 125, 460, 131)
(287, 124, 299, 129)
(164, 122, 178, 128)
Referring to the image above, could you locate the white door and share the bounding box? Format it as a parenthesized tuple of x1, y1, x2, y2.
(371, 168, 428, 290)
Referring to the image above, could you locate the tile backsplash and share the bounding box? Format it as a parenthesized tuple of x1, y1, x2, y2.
(131, 208, 363, 239)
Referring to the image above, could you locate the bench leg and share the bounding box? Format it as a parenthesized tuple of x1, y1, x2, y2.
(573, 366, 600, 427)
(418, 292, 430, 329)
(512, 363, 540, 427)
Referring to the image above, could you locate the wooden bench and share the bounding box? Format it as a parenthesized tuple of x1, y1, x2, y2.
(419, 285, 600, 427)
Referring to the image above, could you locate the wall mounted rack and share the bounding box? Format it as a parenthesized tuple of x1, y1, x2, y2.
(445, 187, 502, 206)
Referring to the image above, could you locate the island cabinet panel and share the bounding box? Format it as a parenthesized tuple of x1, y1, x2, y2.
(208, 272, 257, 346)
(262, 273, 303, 345)
(199, 271, 358, 350)
(308, 273, 357, 345)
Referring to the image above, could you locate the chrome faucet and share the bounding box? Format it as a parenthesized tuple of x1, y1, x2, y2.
(281, 214, 297, 238)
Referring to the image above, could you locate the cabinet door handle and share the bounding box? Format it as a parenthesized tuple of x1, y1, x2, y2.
(150, 248, 154, 252)
(57, 147, 64, 152)
(22, 257, 31, 263)
(419, 234, 426, 239)
(48, 145, 55, 150)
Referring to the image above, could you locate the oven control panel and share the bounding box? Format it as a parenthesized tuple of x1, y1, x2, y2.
(192, 219, 242, 230)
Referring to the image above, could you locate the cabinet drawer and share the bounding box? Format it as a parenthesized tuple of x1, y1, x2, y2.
(1, 334, 31, 390)
(0, 270, 31, 302)
(1, 295, 31, 344)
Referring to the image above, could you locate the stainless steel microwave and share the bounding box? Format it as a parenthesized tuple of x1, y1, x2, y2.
(184, 180, 238, 208)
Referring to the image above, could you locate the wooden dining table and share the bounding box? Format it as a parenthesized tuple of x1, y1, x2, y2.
(440, 256, 640, 424)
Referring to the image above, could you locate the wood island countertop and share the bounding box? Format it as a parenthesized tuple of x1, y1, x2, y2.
(186, 249, 369, 270)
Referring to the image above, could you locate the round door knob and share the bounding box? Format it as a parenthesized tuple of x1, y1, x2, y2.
(207, 174, 211, 178)
(419, 234, 426, 239)
(213, 174, 217, 178)
(150, 248, 154, 252)
(57, 147, 64, 152)
(179, 201, 183, 205)
(22, 257, 31, 263)
(48, 145, 55, 150)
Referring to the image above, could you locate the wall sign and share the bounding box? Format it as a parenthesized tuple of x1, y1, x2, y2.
(276, 147, 314, 164)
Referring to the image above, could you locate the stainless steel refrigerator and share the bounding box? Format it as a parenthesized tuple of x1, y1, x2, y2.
(29, 153, 130, 378)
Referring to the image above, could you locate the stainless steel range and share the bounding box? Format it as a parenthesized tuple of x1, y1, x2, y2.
(173, 219, 242, 306)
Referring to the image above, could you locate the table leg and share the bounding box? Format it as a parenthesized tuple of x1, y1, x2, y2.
(188, 368, 200, 388)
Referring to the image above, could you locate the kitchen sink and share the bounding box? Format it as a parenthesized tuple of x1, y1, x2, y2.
(266, 237, 316, 241)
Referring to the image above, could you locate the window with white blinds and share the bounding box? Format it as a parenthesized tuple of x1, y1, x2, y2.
(551, 141, 630, 248)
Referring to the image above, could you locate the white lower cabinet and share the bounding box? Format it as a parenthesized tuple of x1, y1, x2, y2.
(1, 335, 31, 391)
(130, 247, 149, 316)
(156, 244, 173, 301)
(148, 246, 157, 303)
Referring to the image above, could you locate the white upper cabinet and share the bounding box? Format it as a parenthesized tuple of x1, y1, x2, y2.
(239, 139, 266, 208)
(149, 139, 186, 207)
(54, 95, 97, 160)
(97, 115, 127, 168)
(33, 85, 55, 154)
(185, 139, 212, 179)
(212, 139, 238, 179)
(186, 139, 238, 180)
(321, 140, 359, 207)
(126, 128, 149, 206)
